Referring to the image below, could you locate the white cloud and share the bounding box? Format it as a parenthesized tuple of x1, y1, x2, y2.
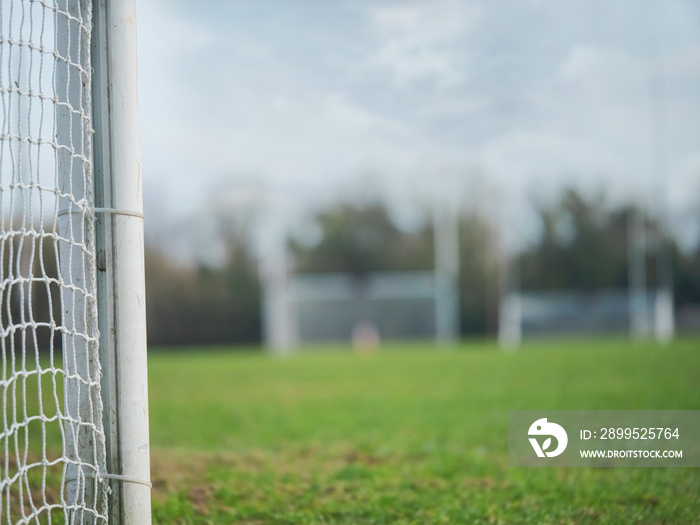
(366, 1, 478, 42)
(324, 93, 409, 136)
(363, 1, 480, 88)
(558, 45, 637, 82)
(135, 0, 700, 246)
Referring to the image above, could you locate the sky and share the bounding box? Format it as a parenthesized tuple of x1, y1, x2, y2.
(136, 0, 700, 254)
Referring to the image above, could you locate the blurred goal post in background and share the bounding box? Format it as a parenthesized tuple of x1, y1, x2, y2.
(0, 0, 150, 523)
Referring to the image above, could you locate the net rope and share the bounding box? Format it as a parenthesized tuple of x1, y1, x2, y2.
(0, 0, 108, 523)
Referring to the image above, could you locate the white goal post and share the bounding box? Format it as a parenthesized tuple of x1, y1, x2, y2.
(0, 0, 150, 523)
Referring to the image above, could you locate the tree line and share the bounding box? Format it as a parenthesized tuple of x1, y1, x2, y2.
(144, 188, 700, 345)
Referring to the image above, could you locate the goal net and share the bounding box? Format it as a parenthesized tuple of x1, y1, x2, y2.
(501, 288, 656, 340)
(269, 272, 438, 347)
(1, 0, 109, 522)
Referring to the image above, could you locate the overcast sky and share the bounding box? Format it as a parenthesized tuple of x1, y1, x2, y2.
(137, 0, 700, 250)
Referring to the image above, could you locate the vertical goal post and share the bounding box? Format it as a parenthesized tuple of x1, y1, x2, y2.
(0, 0, 151, 523)
(91, 0, 151, 523)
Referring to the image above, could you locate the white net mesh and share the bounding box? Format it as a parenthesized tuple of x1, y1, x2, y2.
(0, 0, 107, 522)
(285, 272, 438, 344)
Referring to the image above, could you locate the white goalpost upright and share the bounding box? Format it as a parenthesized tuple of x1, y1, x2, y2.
(432, 193, 460, 346)
(0, 0, 150, 523)
(91, 0, 151, 523)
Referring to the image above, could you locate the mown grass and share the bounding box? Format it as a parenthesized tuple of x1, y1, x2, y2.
(147, 338, 700, 524)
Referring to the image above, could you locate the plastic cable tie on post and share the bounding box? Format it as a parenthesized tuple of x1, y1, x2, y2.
(57, 207, 145, 220)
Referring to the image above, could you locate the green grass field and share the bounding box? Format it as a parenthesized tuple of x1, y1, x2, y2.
(147, 338, 700, 524)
